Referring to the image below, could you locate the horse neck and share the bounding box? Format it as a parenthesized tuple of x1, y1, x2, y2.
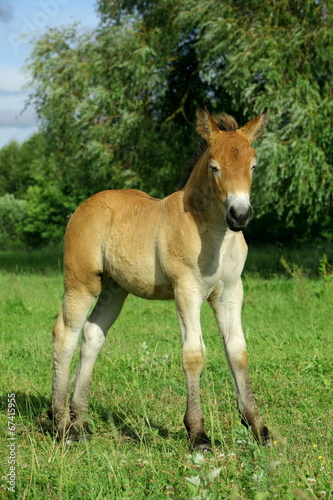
(183, 149, 226, 229)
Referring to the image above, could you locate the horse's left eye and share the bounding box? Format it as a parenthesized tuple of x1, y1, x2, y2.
(251, 164, 257, 170)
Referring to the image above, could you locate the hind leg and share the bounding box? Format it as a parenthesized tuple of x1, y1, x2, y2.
(51, 291, 96, 438)
(70, 279, 128, 437)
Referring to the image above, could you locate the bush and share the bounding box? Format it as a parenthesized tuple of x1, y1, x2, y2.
(0, 194, 27, 249)
(23, 176, 77, 247)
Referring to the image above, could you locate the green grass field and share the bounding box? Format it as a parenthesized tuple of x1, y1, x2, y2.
(0, 246, 332, 499)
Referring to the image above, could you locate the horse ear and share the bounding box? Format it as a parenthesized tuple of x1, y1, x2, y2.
(196, 106, 220, 143)
(241, 108, 268, 142)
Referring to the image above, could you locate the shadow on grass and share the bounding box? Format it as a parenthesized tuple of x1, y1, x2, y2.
(0, 390, 54, 436)
(1, 391, 189, 446)
(92, 402, 223, 448)
(92, 402, 184, 445)
(0, 391, 49, 416)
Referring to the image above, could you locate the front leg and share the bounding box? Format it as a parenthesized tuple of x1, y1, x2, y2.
(175, 288, 211, 452)
(208, 279, 270, 444)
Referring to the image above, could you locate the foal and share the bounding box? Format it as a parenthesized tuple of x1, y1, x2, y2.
(50, 107, 270, 451)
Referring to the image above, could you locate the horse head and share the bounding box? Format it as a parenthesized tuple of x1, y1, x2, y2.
(196, 107, 268, 231)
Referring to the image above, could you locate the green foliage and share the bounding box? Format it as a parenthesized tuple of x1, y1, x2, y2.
(24, 13, 201, 200)
(318, 253, 333, 284)
(0, 134, 48, 198)
(23, 175, 77, 246)
(0, 141, 21, 195)
(0, 0, 332, 247)
(189, 0, 333, 233)
(0, 194, 27, 249)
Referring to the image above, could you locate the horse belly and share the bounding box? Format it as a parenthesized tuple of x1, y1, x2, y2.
(114, 271, 174, 300)
(104, 245, 174, 300)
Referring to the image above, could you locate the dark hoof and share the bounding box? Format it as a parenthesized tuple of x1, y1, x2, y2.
(78, 433, 91, 443)
(55, 421, 92, 443)
(240, 415, 271, 446)
(47, 405, 54, 421)
(194, 442, 213, 453)
(259, 425, 271, 446)
(68, 421, 92, 443)
(191, 433, 212, 453)
(65, 433, 91, 445)
(262, 433, 275, 447)
(251, 425, 273, 447)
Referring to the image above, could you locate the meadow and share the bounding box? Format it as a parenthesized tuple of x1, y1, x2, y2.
(0, 245, 332, 499)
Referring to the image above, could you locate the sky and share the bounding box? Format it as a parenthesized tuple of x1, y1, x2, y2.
(0, 0, 99, 148)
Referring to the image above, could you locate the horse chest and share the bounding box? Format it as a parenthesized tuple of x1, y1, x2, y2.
(200, 231, 247, 291)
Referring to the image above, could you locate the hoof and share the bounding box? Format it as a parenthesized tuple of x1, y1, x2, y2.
(56, 421, 92, 443)
(259, 425, 271, 446)
(65, 436, 76, 445)
(78, 433, 91, 443)
(262, 429, 279, 448)
(49, 404, 92, 442)
(65, 433, 91, 445)
(251, 425, 273, 447)
(68, 421, 92, 443)
(194, 442, 213, 453)
(241, 417, 271, 447)
(191, 433, 212, 453)
(47, 405, 54, 422)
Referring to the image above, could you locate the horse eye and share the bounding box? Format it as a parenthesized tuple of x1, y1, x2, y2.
(251, 164, 257, 170)
(210, 165, 219, 173)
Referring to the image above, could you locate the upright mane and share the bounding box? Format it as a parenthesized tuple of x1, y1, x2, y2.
(214, 113, 238, 132)
(178, 112, 238, 189)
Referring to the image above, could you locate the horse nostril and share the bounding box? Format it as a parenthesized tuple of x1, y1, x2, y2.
(247, 205, 253, 220)
(229, 206, 238, 220)
(227, 202, 253, 231)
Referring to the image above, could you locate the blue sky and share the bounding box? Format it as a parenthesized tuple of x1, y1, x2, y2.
(0, 0, 99, 147)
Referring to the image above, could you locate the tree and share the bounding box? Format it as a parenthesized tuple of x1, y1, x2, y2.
(23, 0, 333, 243)
(189, 0, 333, 238)
(0, 141, 21, 196)
(0, 194, 26, 249)
(0, 134, 49, 198)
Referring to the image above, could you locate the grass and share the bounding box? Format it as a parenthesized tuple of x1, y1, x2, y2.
(0, 245, 332, 499)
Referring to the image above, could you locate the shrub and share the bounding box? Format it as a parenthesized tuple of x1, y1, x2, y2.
(0, 194, 27, 249)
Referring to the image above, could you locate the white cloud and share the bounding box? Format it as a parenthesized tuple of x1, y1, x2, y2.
(0, 64, 27, 93)
(0, 0, 99, 148)
(0, 90, 26, 110)
(0, 125, 38, 147)
(0, 64, 37, 131)
(0, 106, 37, 128)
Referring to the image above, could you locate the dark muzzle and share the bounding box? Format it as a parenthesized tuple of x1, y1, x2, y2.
(226, 203, 253, 232)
